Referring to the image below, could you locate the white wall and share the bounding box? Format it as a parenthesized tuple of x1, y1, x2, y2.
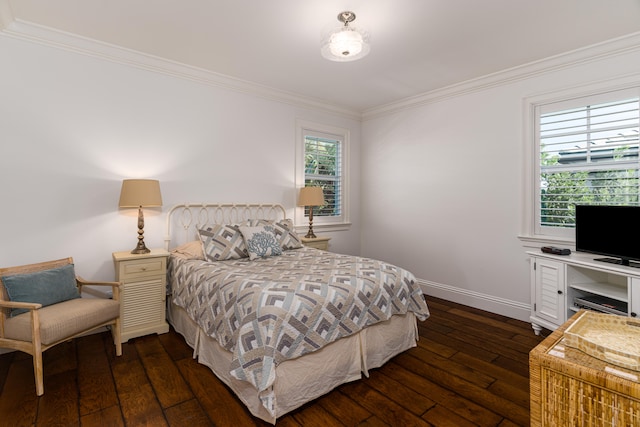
(361, 38, 640, 321)
(3, 27, 639, 324)
(0, 35, 361, 281)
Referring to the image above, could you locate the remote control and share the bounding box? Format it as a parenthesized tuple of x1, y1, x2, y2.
(541, 246, 571, 255)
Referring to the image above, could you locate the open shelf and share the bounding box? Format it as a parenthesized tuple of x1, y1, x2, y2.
(570, 282, 628, 302)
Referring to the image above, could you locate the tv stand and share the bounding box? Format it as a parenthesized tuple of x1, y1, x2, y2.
(594, 257, 640, 268)
(528, 250, 640, 335)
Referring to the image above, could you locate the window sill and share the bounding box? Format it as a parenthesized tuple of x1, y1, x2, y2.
(518, 234, 575, 250)
(295, 222, 352, 235)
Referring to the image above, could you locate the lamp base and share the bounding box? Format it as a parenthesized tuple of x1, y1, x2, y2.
(304, 231, 317, 239)
(131, 239, 150, 254)
(131, 206, 150, 254)
(131, 246, 150, 255)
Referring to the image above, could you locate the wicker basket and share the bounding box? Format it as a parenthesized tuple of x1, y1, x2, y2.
(530, 310, 640, 427)
(564, 310, 640, 371)
(529, 310, 640, 427)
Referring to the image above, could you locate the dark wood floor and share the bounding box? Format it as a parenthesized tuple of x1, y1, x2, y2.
(0, 296, 544, 426)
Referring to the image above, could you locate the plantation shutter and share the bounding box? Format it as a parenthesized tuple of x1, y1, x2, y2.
(304, 134, 342, 217)
(537, 89, 640, 234)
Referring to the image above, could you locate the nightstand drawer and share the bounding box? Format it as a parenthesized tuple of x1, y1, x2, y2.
(301, 236, 331, 251)
(121, 258, 165, 279)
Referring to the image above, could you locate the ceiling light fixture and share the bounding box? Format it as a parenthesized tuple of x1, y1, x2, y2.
(321, 11, 370, 62)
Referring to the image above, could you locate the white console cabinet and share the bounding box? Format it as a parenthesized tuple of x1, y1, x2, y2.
(529, 250, 640, 335)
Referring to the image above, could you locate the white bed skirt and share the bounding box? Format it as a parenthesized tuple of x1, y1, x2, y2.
(168, 301, 419, 424)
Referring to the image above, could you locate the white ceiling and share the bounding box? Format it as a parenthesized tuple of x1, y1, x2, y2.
(3, 0, 640, 112)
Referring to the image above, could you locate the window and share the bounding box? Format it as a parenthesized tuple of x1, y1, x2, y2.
(295, 121, 349, 230)
(304, 136, 341, 217)
(532, 88, 640, 239)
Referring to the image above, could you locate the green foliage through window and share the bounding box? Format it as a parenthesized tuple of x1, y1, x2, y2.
(539, 97, 640, 228)
(304, 136, 341, 217)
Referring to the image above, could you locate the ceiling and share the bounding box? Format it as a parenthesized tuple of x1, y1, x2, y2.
(3, 0, 640, 113)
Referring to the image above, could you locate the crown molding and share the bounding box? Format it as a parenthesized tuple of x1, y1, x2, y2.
(2, 14, 639, 123)
(0, 19, 362, 121)
(363, 31, 640, 120)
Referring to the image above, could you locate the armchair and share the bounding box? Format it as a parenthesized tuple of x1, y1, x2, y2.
(0, 257, 122, 396)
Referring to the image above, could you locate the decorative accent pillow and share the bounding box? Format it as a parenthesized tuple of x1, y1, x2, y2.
(198, 224, 249, 261)
(239, 225, 283, 260)
(246, 219, 303, 250)
(170, 240, 205, 260)
(2, 264, 80, 317)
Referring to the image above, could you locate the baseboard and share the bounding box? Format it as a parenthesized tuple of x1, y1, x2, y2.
(417, 278, 531, 323)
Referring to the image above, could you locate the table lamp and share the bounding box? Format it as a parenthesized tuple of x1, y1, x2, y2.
(119, 179, 162, 254)
(297, 186, 325, 238)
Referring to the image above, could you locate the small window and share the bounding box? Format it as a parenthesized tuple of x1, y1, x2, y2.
(304, 135, 341, 217)
(296, 121, 350, 230)
(534, 89, 640, 238)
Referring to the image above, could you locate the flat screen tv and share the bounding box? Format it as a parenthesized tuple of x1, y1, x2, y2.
(575, 204, 640, 267)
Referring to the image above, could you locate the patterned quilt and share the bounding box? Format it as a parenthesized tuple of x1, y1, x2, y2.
(168, 246, 430, 416)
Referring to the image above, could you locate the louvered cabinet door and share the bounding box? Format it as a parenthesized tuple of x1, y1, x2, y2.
(530, 256, 566, 335)
(112, 249, 170, 343)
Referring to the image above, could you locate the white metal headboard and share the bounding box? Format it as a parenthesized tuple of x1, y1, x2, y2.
(164, 203, 287, 250)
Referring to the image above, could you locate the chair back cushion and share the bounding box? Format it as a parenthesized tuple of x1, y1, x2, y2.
(2, 264, 80, 317)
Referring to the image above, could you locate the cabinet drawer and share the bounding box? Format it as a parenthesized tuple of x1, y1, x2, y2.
(120, 258, 166, 279)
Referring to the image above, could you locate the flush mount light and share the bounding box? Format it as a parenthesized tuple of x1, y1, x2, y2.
(321, 11, 370, 62)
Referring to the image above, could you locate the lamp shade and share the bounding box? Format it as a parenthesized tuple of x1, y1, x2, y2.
(118, 179, 162, 208)
(298, 187, 325, 207)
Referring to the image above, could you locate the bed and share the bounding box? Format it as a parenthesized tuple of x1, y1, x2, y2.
(164, 203, 430, 423)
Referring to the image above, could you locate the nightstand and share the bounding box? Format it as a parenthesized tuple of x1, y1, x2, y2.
(112, 249, 170, 342)
(301, 236, 331, 251)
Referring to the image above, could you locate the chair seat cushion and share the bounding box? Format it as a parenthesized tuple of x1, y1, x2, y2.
(3, 298, 119, 345)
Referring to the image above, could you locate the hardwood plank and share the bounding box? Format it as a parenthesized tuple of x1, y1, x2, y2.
(447, 307, 532, 336)
(447, 328, 535, 362)
(419, 327, 498, 362)
(316, 386, 371, 425)
(422, 404, 478, 427)
(356, 416, 392, 427)
(395, 352, 530, 426)
(111, 358, 168, 426)
(80, 405, 124, 427)
(77, 333, 119, 416)
(492, 354, 530, 378)
(366, 369, 436, 415)
(488, 379, 530, 409)
(36, 370, 79, 426)
(0, 352, 12, 393)
(164, 398, 212, 427)
(135, 335, 193, 408)
(175, 357, 258, 426)
(414, 334, 458, 359)
(384, 360, 502, 426)
(450, 351, 529, 391)
(408, 344, 497, 389)
(42, 340, 77, 378)
(339, 379, 433, 426)
(0, 358, 38, 427)
(290, 403, 344, 427)
(158, 327, 195, 361)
